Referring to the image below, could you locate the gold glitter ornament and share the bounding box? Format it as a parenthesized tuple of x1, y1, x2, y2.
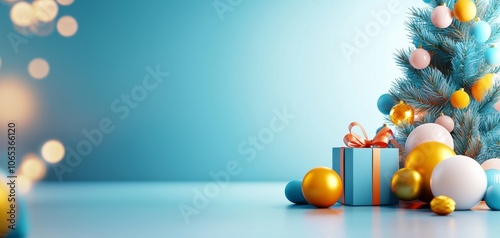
(430, 195, 456, 215)
(389, 101, 414, 126)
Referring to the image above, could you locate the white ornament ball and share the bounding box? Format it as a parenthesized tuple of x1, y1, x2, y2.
(405, 123, 454, 153)
(481, 158, 500, 171)
(431, 155, 487, 210)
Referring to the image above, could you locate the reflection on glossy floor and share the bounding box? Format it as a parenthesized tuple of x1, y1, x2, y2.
(27, 182, 498, 238)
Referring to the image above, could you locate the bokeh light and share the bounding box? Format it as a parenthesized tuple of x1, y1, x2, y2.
(56, 0, 73, 6)
(2, 0, 21, 4)
(14, 23, 36, 36)
(57, 15, 78, 37)
(32, 19, 56, 36)
(41, 140, 65, 163)
(20, 154, 47, 181)
(0, 78, 37, 128)
(10, 1, 34, 27)
(17, 175, 33, 194)
(33, 0, 58, 23)
(15, 18, 55, 37)
(28, 58, 50, 79)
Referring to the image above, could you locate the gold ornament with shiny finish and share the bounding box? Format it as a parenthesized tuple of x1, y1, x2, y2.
(0, 178, 10, 236)
(302, 166, 343, 208)
(450, 88, 470, 109)
(454, 0, 477, 23)
(404, 141, 456, 203)
(430, 195, 456, 215)
(389, 101, 414, 126)
(391, 168, 422, 201)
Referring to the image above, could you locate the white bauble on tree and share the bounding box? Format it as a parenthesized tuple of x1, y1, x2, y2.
(405, 123, 454, 153)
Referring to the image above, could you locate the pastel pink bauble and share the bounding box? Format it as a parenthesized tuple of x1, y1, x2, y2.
(494, 101, 500, 111)
(405, 123, 454, 153)
(431, 6, 453, 28)
(431, 155, 487, 210)
(482, 159, 500, 171)
(409, 48, 431, 70)
(435, 115, 454, 132)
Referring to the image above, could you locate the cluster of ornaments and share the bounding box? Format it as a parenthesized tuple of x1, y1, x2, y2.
(283, 124, 500, 215)
(413, 0, 498, 67)
(391, 120, 500, 215)
(410, 1, 497, 110)
(376, 76, 494, 120)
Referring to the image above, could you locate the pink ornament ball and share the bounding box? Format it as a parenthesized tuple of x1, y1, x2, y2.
(431, 6, 453, 28)
(435, 114, 454, 132)
(482, 159, 500, 171)
(495, 101, 500, 111)
(410, 48, 431, 70)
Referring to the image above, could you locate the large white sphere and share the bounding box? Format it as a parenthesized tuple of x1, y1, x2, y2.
(405, 123, 454, 153)
(431, 155, 487, 210)
(481, 158, 500, 171)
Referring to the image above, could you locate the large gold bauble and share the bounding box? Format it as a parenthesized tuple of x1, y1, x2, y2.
(302, 167, 343, 208)
(404, 141, 456, 203)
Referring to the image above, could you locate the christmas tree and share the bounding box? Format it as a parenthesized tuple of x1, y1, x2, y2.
(380, 0, 500, 163)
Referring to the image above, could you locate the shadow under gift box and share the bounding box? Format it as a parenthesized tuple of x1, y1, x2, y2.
(332, 147, 399, 206)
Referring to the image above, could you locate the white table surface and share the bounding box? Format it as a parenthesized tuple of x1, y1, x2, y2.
(23, 182, 499, 238)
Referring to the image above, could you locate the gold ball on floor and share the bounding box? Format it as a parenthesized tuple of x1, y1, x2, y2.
(302, 167, 342, 208)
(391, 168, 422, 201)
(430, 195, 456, 215)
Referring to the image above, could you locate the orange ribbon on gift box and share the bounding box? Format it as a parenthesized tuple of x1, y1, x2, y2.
(343, 122, 400, 148)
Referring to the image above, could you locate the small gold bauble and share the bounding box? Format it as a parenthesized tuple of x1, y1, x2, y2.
(450, 88, 470, 109)
(454, 0, 477, 23)
(391, 168, 422, 201)
(430, 195, 456, 215)
(471, 74, 494, 102)
(389, 101, 414, 125)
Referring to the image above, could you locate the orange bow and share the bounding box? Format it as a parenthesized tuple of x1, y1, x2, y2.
(343, 122, 400, 148)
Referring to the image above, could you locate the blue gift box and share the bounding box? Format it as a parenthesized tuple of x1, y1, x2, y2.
(332, 147, 399, 206)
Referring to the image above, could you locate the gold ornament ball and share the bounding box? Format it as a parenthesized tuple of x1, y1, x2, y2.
(430, 195, 456, 215)
(0, 178, 10, 236)
(472, 74, 494, 102)
(404, 141, 456, 203)
(450, 88, 470, 109)
(302, 166, 343, 208)
(391, 168, 422, 201)
(453, 0, 476, 22)
(389, 101, 414, 125)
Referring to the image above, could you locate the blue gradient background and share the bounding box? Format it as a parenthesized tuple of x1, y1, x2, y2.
(0, 0, 424, 181)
